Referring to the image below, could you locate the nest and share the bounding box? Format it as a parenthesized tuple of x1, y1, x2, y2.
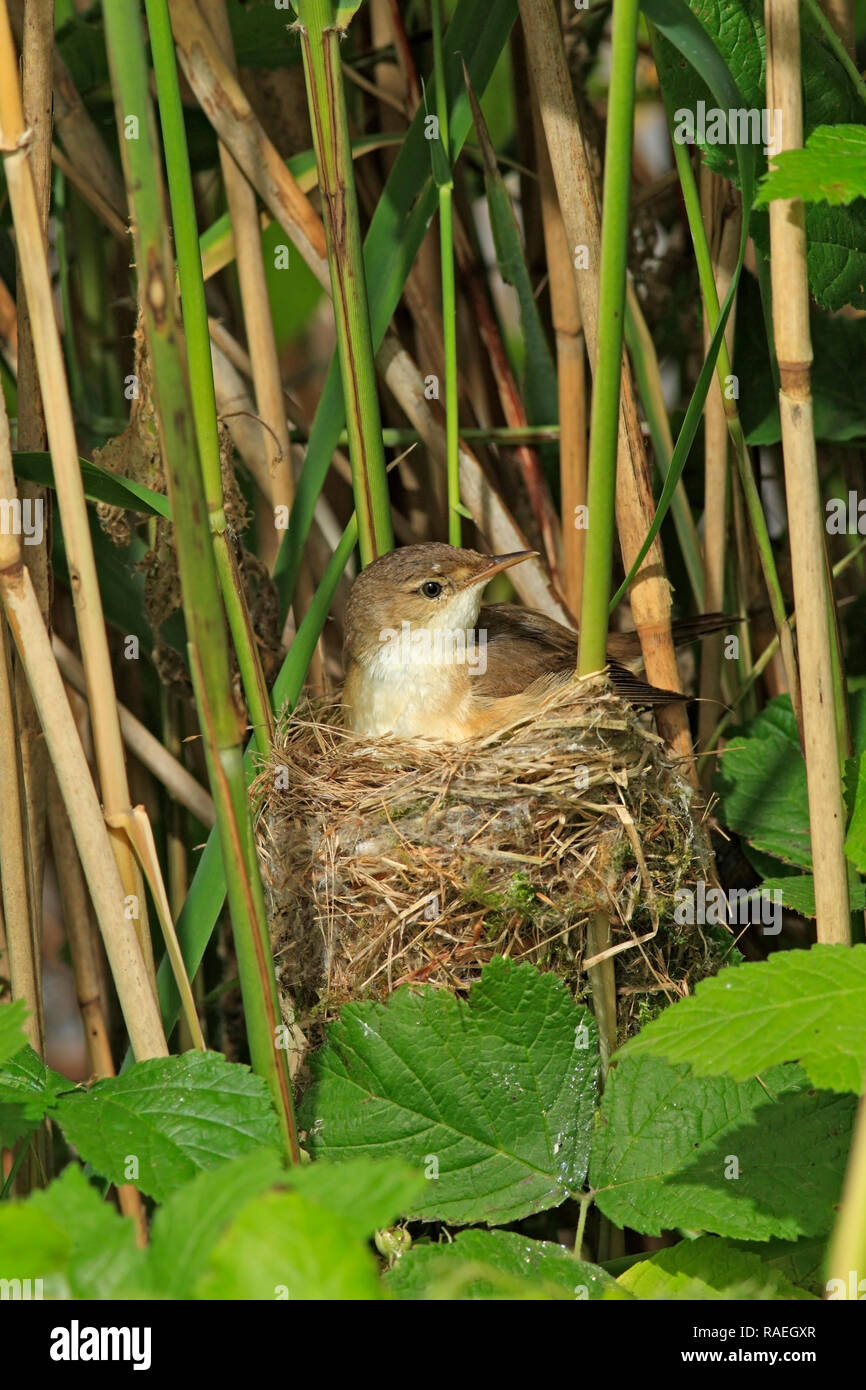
(254, 678, 728, 1067)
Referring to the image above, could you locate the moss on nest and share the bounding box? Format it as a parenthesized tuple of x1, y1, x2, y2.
(253, 677, 729, 1067)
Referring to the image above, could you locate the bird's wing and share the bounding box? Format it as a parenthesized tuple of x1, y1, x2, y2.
(473, 604, 577, 698)
(475, 604, 687, 706)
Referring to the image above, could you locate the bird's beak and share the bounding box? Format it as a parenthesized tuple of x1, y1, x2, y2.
(456, 550, 538, 591)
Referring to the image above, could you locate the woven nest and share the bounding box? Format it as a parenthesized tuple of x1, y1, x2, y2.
(254, 678, 728, 1068)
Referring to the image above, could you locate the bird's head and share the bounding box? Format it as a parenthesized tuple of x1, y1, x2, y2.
(343, 542, 536, 668)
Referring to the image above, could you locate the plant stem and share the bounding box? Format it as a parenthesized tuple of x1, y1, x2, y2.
(826, 1083, 866, 1290)
(295, 0, 393, 564)
(12, 0, 53, 1052)
(764, 0, 850, 944)
(696, 167, 738, 761)
(103, 0, 299, 1157)
(0, 396, 167, 1061)
(575, 0, 640, 1081)
(532, 82, 587, 614)
(431, 0, 461, 544)
(0, 615, 43, 1052)
(573, 1191, 592, 1261)
(145, 0, 274, 754)
(577, 0, 639, 673)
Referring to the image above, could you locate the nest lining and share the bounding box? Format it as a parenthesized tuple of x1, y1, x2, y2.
(254, 678, 726, 1060)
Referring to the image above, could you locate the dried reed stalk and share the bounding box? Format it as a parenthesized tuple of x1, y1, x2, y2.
(53, 638, 215, 829)
(765, 0, 849, 942)
(199, 0, 294, 516)
(0, 1, 157, 983)
(11, 0, 53, 1038)
(46, 789, 147, 1239)
(0, 616, 42, 1051)
(532, 84, 586, 617)
(0, 396, 167, 1061)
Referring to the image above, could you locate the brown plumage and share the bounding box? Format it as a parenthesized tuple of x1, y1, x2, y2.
(474, 603, 730, 706)
(342, 543, 731, 741)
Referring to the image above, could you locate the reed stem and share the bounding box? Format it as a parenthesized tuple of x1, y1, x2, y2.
(577, 0, 640, 674)
(295, 0, 393, 564)
(103, 0, 299, 1156)
(145, 0, 274, 754)
(764, 0, 850, 944)
(431, 0, 461, 545)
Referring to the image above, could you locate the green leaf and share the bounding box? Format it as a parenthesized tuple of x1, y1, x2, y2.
(802, 201, 866, 311)
(620, 944, 866, 1092)
(283, 1157, 424, 1240)
(0, 1203, 69, 1289)
(146, 1149, 285, 1299)
(421, 82, 453, 189)
(757, 876, 815, 917)
(737, 280, 866, 444)
(727, 1235, 829, 1297)
(30, 1165, 144, 1300)
(654, 0, 866, 308)
(591, 1056, 853, 1239)
(755, 125, 866, 207)
(844, 750, 866, 874)
(299, 958, 599, 1225)
(755, 875, 866, 918)
(334, 0, 364, 30)
(714, 696, 811, 868)
(653, 0, 859, 182)
(0, 1045, 69, 1147)
(13, 451, 170, 518)
(752, 197, 866, 313)
(618, 1236, 816, 1300)
(652, 0, 767, 183)
(386, 1229, 629, 1300)
(0, 1002, 29, 1067)
(716, 692, 866, 896)
(55, 1052, 282, 1202)
(195, 1189, 383, 1300)
(228, 0, 302, 68)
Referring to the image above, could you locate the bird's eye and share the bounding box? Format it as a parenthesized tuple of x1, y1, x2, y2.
(420, 580, 443, 598)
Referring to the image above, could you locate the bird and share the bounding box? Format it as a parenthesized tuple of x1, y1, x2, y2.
(342, 542, 729, 742)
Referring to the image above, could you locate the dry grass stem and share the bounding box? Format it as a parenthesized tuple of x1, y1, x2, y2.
(765, 0, 850, 942)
